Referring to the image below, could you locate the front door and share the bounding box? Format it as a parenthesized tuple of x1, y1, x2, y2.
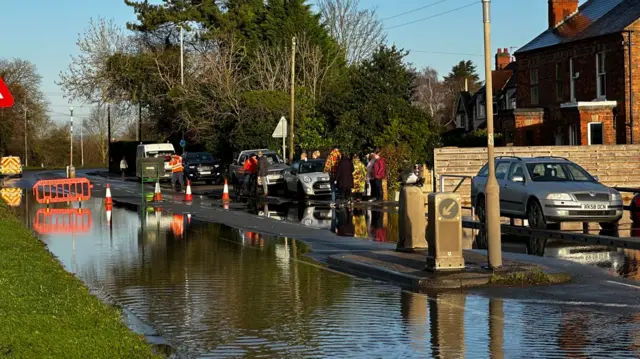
(501, 162, 527, 215)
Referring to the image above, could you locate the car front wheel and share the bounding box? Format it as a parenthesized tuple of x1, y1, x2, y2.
(527, 199, 547, 229)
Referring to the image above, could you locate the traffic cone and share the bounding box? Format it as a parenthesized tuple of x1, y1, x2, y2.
(185, 180, 193, 202)
(105, 184, 113, 205)
(222, 179, 230, 202)
(223, 201, 229, 210)
(106, 204, 112, 225)
(153, 181, 163, 202)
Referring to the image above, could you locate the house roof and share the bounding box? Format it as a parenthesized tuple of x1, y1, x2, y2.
(516, 0, 640, 54)
(455, 91, 472, 116)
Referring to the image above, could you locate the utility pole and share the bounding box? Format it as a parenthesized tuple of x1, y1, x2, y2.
(138, 103, 142, 142)
(107, 103, 111, 168)
(288, 37, 296, 163)
(80, 111, 84, 167)
(482, 0, 502, 268)
(180, 25, 185, 149)
(70, 106, 74, 167)
(23, 98, 28, 167)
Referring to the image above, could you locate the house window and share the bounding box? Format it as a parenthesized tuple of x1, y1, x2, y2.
(588, 122, 604, 145)
(556, 63, 564, 101)
(569, 58, 576, 102)
(568, 125, 577, 145)
(596, 52, 606, 99)
(477, 97, 485, 118)
(530, 69, 539, 105)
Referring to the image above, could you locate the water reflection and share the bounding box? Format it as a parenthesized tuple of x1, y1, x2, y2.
(12, 193, 640, 357)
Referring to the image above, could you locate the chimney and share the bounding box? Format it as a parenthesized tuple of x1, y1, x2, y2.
(495, 47, 511, 70)
(548, 0, 578, 29)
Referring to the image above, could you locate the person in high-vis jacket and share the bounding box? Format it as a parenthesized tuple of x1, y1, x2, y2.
(169, 154, 185, 191)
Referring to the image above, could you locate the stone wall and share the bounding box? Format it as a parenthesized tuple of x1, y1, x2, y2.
(434, 145, 640, 205)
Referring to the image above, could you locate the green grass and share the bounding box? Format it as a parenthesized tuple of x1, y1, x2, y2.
(488, 270, 555, 286)
(0, 205, 161, 359)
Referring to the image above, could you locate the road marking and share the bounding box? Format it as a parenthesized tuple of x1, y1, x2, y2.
(605, 280, 640, 290)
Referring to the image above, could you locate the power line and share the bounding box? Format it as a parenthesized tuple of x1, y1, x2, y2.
(385, 1, 479, 31)
(382, 0, 453, 21)
(409, 50, 483, 57)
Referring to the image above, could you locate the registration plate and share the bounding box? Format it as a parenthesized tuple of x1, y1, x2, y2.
(268, 175, 280, 180)
(582, 204, 607, 210)
(319, 184, 330, 189)
(200, 171, 211, 175)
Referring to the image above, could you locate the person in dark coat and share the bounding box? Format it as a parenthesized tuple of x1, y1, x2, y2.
(257, 151, 270, 196)
(336, 152, 354, 205)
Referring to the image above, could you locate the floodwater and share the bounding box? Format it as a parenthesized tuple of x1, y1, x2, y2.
(7, 189, 640, 358)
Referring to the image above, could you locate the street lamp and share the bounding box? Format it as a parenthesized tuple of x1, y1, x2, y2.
(482, 0, 502, 268)
(69, 106, 74, 168)
(179, 25, 185, 150)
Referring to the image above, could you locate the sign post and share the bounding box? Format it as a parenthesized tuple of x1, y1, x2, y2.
(0, 77, 14, 108)
(272, 116, 288, 160)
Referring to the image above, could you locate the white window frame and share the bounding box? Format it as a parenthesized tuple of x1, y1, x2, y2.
(568, 124, 577, 145)
(587, 122, 604, 145)
(596, 52, 606, 99)
(569, 57, 576, 102)
(530, 68, 539, 105)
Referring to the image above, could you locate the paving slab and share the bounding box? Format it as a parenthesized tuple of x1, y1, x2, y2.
(328, 249, 571, 290)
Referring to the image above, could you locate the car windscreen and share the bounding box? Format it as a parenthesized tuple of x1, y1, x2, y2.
(526, 162, 594, 182)
(147, 151, 174, 159)
(187, 153, 214, 162)
(263, 153, 282, 165)
(299, 161, 325, 174)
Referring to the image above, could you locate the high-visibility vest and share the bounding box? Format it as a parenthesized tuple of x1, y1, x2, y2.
(170, 156, 183, 173)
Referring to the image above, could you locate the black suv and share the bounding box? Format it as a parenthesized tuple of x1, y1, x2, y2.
(182, 152, 222, 185)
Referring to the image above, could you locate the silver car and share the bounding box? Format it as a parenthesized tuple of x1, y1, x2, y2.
(283, 159, 332, 199)
(470, 156, 623, 229)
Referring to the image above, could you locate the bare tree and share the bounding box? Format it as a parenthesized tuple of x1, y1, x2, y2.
(58, 17, 129, 104)
(317, 0, 386, 64)
(83, 104, 132, 164)
(413, 67, 445, 121)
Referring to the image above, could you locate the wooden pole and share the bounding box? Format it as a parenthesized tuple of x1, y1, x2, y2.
(288, 37, 296, 163)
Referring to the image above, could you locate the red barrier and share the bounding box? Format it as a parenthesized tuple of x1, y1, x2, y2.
(32, 178, 93, 204)
(33, 208, 93, 234)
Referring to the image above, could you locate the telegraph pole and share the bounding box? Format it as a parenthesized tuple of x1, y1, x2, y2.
(107, 103, 111, 168)
(80, 112, 84, 167)
(288, 37, 296, 163)
(24, 98, 28, 167)
(180, 26, 185, 149)
(70, 106, 74, 167)
(482, 0, 502, 268)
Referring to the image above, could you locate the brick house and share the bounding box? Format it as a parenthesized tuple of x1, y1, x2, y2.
(450, 49, 516, 135)
(508, 0, 640, 146)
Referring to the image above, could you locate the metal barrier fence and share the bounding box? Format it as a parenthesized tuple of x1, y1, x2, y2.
(32, 178, 93, 204)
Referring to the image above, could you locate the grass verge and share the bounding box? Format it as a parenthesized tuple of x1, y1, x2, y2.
(489, 270, 556, 286)
(0, 204, 161, 359)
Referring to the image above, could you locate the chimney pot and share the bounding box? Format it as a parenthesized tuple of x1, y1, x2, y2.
(498, 48, 502, 54)
(504, 48, 508, 53)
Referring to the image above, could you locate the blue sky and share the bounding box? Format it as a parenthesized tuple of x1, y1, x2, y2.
(0, 0, 569, 123)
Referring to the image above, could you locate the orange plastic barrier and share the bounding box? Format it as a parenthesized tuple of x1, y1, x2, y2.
(32, 178, 93, 204)
(33, 208, 92, 234)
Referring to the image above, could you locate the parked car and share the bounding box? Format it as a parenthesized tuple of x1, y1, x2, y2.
(283, 159, 332, 199)
(229, 149, 287, 189)
(182, 152, 222, 185)
(470, 156, 623, 229)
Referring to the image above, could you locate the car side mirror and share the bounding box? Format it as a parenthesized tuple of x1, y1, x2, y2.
(593, 175, 599, 182)
(512, 175, 524, 183)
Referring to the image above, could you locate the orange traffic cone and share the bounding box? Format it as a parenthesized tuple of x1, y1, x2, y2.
(223, 201, 229, 210)
(153, 181, 163, 202)
(185, 180, 193, 202)
(105, 184, 113, 205)
(106, 204, 112, 225)
(222, 179, 230, 202)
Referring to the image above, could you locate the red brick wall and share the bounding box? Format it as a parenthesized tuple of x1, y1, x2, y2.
(516, 33, 629, 144)
(513, 110, 544, 146)
(548, 0, 578, 28)
(623, 21, 640, 143)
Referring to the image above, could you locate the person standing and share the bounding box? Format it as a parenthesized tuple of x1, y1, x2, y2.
(120, 156, 128, 179)
(352, 153, 366, 201)
(300, 152, 308, 161)
(257, 151, 269, 196)
(312, 150, 321, 160)
(366, 153, 376, 199)
(336, 152, 354, 205)
(169, 154, 185, 192)
(323, 146, 341, 203)
(242, 153, 258, 196)
(373, 150, 386, 202)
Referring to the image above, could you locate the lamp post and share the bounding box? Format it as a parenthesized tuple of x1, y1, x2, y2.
(69, 106, 74, 167)
(482, 0, 502, 268)
(180, 25, 185, 151)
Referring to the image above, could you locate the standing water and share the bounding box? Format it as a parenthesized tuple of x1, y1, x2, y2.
(9, 190, 640, 358)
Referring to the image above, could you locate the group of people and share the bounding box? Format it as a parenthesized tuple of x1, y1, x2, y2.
(323, 146, 386, 205)
(241, 151, 270, 196)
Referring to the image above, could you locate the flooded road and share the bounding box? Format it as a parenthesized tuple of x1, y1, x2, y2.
(8, 189, 640, 358)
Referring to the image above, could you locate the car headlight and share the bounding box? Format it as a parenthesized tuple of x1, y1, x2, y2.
(189, 165, 195, 169)
(214, 164, 219, 168)
(302, 176, 311, 183)
(546, 193, 572, 201)
(611, 192, 622, 201)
